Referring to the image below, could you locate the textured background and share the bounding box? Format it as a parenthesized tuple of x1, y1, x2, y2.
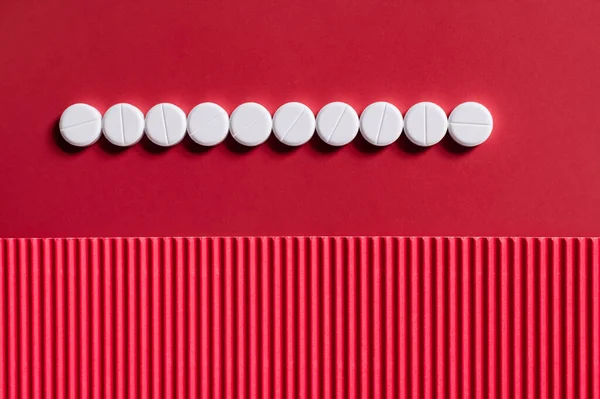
(1, 0, 600, 237)
(1, 237, 599, 398)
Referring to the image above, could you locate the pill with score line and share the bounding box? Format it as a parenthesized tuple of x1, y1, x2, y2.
(187, 103, 229, 146)
(316, 102, 359, 146)
(145, 103, 187, 147)
(59, 103, 102, 147)
(448, 102, 493, 147)
(229, 102, 272, 147)
(403, 102, 448, 147)
(102, 103, 145, 147)
(359, 101, 404, 146)
(272, 102, 315, 146)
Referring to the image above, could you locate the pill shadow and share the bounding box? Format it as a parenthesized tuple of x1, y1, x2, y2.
(266, 134, 301, 154)
(223, 134, 258, 154)
(309, 135, 343, 154)
(182, 135, 216, 154)
(397, 134, 429, 155)
(440, 135, 475, 155)
(352, 133, 385, 154)
(98, 135, 129, 154)
(140, 135, 171, 154)
(52, 120, 86, 154)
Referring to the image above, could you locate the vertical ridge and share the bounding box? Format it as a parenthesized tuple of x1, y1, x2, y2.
(500, 238, 510, 399)
(127, 238, 138, 399)
(526, 238, 536, 399)
(7, 239, 17, 399)
(139, 238, 149, 399)
(115, 239, 125, 399)
(359, 237, 370, 399)
(212, 237, 222, 399)
(79, 239, 90, 399)
(0, 240, 6, 399)
(286, 238, 298, 399)
(410, 237, 420, 399)
(553, 238, 563, 399)
(235, 237, 246, 399)
(578, 238, 589, 399)
(151, 238, 162, 399)
(398, 237, 408, 399)
(474, 238, 485, 399)
(91, 239, 101, 399)
(56, 239, 66, 399)
(298, 237, 308, 399)
(248, 237, 259, 399)
(461, 238, 472, 399)
(18, 239, 31, 399)
(513, 238, 523, 399)
(373, 237, 382, 399)
(592, 238, 600, 399)
(164, 238, 175, 399)
(31, 239, 42, 399)
(384, 237, 395, 399)
(449, 237, 459, 399)
(347, 237, 358, 399)
(540, 238, 550, 399)
(177, 238, 187, 399)
(435, 237, 446, 399)
(224, 238, 234, 399)
(274, 237, 283, 399)
(200, 238, 210, 399)
(261, 238, 271, 399)
(566, 239, 576, 399)
(188, 238, 198, 399)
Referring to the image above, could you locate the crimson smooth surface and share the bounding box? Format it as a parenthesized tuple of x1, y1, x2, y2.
(1, 0, 600, 237)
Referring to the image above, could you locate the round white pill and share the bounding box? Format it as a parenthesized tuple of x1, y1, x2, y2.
(448, 102, 493, 147)
(272, 102, 315, 146)
(145, 103, 187, 147)
(229, 103, 272, 146)
(102, 103, 145, 147)
(403, 102, 448, 147)
(187, 103, 229, 146)
(316, 102, 359, 146)
(359, 102, 404, 146)
(59, 103, 102, 147)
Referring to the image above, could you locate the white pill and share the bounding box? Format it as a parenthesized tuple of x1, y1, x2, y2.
(272, 102, 315, 146)
(448, 102, 493, 147)
(59, 103, 102, 147)
(403, 102, 448, 147)
(316, 102, 359, 146)
(145, 103, 187, 147)
(102, 103, 145, 146)
(359, 102, 404, 146)
(229, 102, 272, 146)
(187, 103, 229, 146)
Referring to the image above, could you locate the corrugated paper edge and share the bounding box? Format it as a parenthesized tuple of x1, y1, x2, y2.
(1, 237, 599, 398)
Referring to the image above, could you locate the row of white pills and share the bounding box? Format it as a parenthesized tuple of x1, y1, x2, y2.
(59, 101, 493, 148)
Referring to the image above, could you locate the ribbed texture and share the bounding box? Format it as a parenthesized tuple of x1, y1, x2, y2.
(1, 237, 599, 399)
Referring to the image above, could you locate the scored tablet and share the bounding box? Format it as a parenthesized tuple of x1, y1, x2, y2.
(102, 103, 145, 147)
(145, 103, 187, 147)
(316, 102, 359, 146)
(229, 103, 272, 147)
(59, 103, 102, 147)
(403, 102, 448, 147)
(359, 102, 404, 146)
(448, 102, 493, 147)
(272, 102, 315, 146)
(187, 103, 229, 146)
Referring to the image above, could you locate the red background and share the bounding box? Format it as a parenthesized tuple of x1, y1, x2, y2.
(1, 0, 599, 237)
